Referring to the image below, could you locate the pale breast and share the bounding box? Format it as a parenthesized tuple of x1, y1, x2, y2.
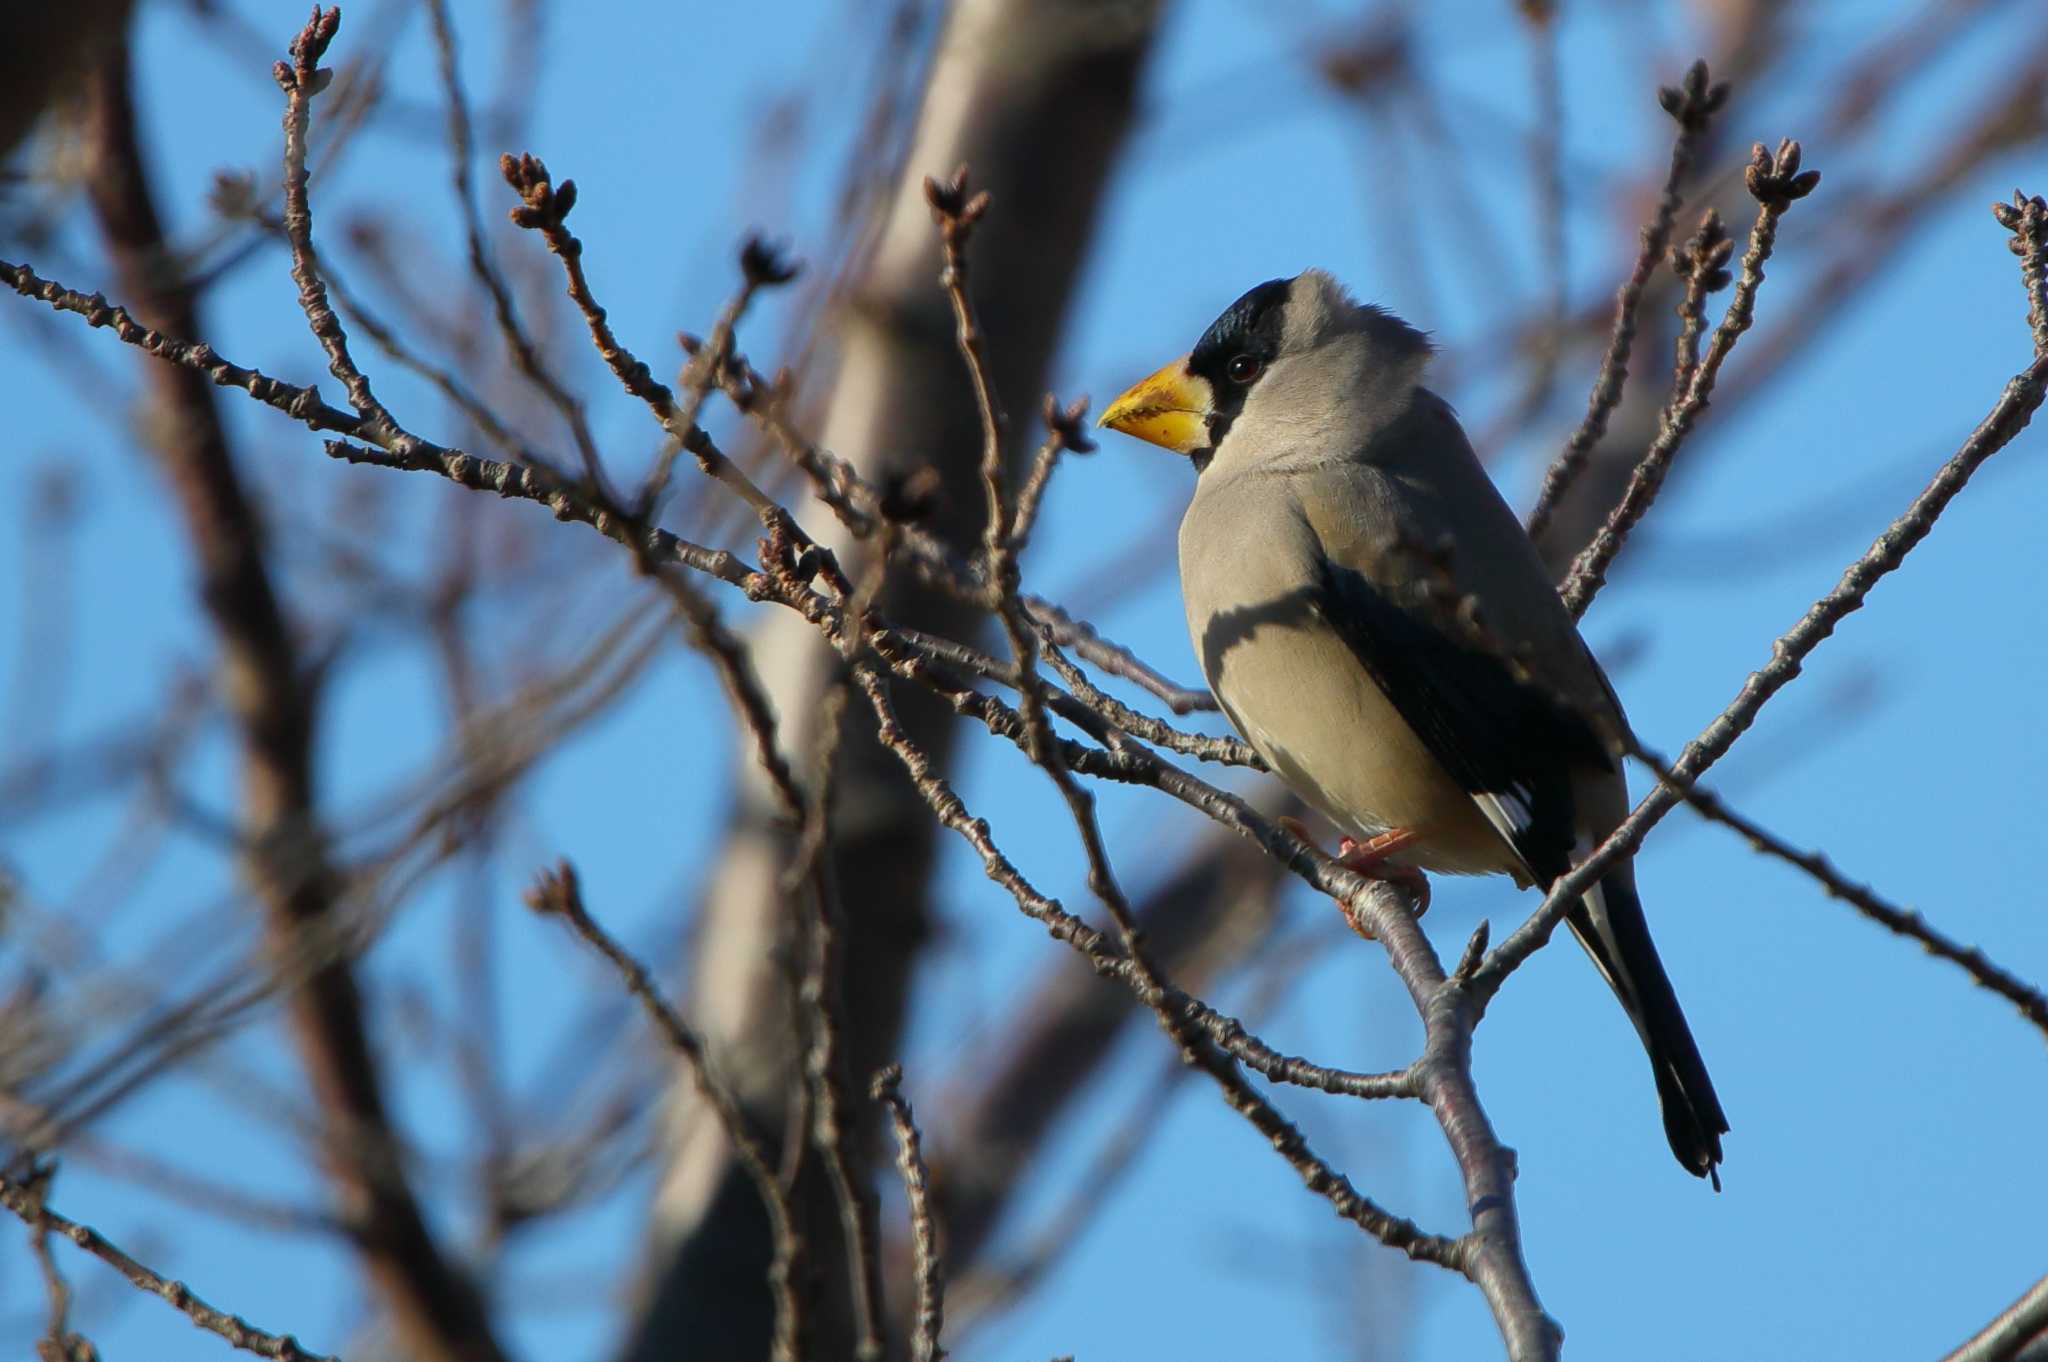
(1179, 476, 1516, 877)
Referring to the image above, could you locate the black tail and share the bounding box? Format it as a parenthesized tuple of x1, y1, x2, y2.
(1565, 870, 1729, 1186)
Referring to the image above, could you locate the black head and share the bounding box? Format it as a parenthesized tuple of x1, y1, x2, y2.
(1098, 270, 1433, 471)
(1184, 278, 1290, 451)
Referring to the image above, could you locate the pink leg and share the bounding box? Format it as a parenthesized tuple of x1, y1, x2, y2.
(1335, 828, 1431, 922)
(1275, 819, 1432, 940)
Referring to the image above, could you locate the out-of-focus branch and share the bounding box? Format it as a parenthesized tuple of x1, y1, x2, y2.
(79, 26, 507, 1362)
(0, 1171, 336, 1362)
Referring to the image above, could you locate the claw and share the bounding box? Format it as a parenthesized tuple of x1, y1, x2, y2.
(1278, 820, 1432, 939)
(1334, 832, 1431, 939)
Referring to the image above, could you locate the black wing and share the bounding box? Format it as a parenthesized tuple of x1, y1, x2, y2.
(1313, 557, 1611, 883)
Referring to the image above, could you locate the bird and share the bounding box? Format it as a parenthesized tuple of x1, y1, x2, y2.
(1095, 269, 1728, 1185)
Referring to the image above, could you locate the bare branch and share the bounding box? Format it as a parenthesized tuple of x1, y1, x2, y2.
(1008, 395, 1097, 556)
(421, 0, 607, 484)
(16, 1167, 97, 1362)
(850, 664, 1462, 1266)
(524, 863, 808, 1362)
(1035, 631, 1260, 766)
(1665, 209, 1734, 401)
(1526, 58, 1728, 542)
(273, 8, 398, 437)
(872, 1065, 943, 1362)
(1023, 598, 1220, 715)
(1993, 189, 2048, 356)
(1941, 1272, 2048, 1362)
(1482, 347, 2048, 998)
(1623, 742, 2048, 1036)
(498, 154, 803, 531)
(1559, 139, 1821, 617)
(0, 1171, 335, 1362)
(647, 239, 799, 512)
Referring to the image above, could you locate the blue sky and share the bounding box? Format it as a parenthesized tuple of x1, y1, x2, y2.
(2, 2, 2045, 1360)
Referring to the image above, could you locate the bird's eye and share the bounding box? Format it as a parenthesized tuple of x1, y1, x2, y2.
(1225, 354, 1262, 383)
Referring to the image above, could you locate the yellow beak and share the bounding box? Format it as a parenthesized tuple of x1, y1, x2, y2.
(1097, 355, 1214, 455)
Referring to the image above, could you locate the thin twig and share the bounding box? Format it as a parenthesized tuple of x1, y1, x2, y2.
(785, 656, 886, 1361)
(646, 240, 798, 512)
(497, 155, 806, 536)
(872, 1065, 943, 1362)
(1008, 394, 1096, 556)
(283, 223, 564, 473)
(1666, 209, 1733, 401)
(1023, 598, 1219, 715)
(1037, 632, 1260, 766)
(0, 1172, 336, 1361)
(850, 665, 1458, 1264)
(1525, 58, 1727, 542)
(1623, 740, 2048, 1036)
(421, 0, 606, 484)
(1481, 347, 2048, 1000)
(1993, 190, 2048, 357)
(273, 8, 398, 439)
(1559, 140, 1820, 617)
(523, 863, 807, 1362)
(2, 257, 409, 435)
(18, 1168, 96, 1362)
(924, 169, 1012, 578)
(717, 352, 877, 537)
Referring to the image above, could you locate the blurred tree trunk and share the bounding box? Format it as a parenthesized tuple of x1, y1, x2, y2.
(0, 0, 133, 158)
(81, 37, 508, 1362)
(621, 4, 1165, 1360)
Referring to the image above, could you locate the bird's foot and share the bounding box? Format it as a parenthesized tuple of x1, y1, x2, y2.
(1336, 830, 1432, 919)
(1276, 818, 1431, 940)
